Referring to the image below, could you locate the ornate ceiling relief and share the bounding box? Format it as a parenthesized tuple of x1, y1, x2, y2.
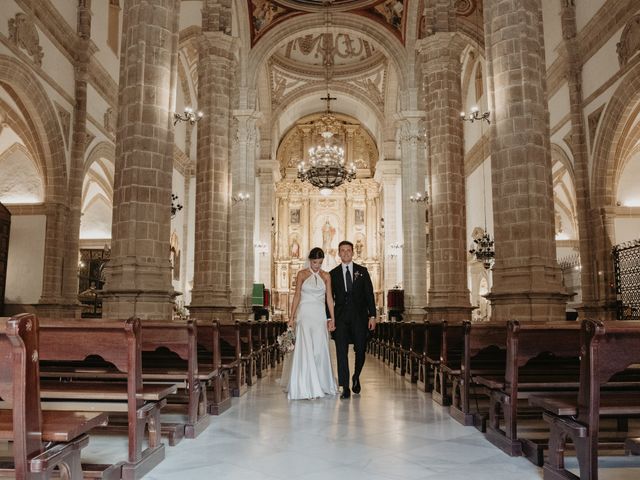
(617, 14, 640, 67)
(277, 112, 378, 176)
(249, 0, 302, 45)
(350, 63, 386, 108)
(248, 1, 408, 47)
(270, 62, 310, 106)
(280, 33, 376, 67)
(8, 13, 44, 65)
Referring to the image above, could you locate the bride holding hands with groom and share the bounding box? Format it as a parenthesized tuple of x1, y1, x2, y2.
(282, 241, 377, 401)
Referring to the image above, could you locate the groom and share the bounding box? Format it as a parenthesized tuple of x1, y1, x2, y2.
(330, 240, 377, 399)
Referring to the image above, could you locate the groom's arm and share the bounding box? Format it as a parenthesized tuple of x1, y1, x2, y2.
(363, 268, 376, 318)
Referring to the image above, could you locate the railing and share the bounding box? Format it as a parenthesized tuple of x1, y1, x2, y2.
(613, 239, 640, 320)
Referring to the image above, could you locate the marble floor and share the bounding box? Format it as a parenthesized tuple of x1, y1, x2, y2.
(82, 353, 640, 480)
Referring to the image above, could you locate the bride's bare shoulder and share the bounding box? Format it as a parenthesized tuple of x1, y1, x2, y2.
(319, 270, 331, 282)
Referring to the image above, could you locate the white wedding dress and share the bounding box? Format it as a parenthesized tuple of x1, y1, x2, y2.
(284, 269, 338, 400)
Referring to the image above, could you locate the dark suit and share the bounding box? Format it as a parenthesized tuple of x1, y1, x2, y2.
(330, 263, 376, 390)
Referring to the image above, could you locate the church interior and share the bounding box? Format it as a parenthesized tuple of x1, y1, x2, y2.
(1, 0, 640, 479)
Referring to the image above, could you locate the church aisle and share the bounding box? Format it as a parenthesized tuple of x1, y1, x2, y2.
(141, 354, 547, 480)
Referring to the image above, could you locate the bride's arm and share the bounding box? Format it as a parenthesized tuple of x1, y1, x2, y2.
(324, 274, 336, 332)
(288, 270, 305, 328)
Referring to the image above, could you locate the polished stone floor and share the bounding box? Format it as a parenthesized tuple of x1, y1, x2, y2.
(81, 353, 639, 480)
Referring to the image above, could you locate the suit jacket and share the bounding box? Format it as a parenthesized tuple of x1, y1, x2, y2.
(330, 263, 376, 334)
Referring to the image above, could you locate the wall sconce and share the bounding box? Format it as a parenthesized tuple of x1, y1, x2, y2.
(389, 242, 403, 257)
(254, 241, 268, 256)
(173, 107, 203, 126)
(232, 192, 250, 204)
(460, 106, 491, 124)
(171, 194, 183, 218)
(409, 191, 428, 203)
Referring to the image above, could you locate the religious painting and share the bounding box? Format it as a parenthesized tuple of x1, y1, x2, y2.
(360, 0, 406, 42)
(355, 208, 365, 225)
(249, 1, 301, 46)
(290, 207, 300, 224)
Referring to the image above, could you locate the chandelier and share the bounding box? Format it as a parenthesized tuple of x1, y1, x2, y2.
(297, 130, 356, 193)
(296, 2, 356, 194)
(469, 231, 495, 269)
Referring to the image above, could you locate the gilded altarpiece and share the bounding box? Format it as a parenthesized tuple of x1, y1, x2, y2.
(273, 113, 382, 317)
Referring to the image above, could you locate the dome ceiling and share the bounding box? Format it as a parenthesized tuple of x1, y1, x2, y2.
(249, 0, 407, 46)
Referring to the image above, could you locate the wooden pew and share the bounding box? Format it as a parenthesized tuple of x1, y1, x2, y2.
(478, 321, 581, 464)
(238, 321, 258, 386)
(529, 320, 640, 480)
(449, 321, 507, 430)
(139, 320, 211, 442)
(0, 314, 109, 480)
(406, 322, 426, 384)
(38, 318, 176, 480)
(217, 322, 247, 397)
(432, 321, 465, 406)
(195, 320, 232, 414)
(418, 321, 443, 393)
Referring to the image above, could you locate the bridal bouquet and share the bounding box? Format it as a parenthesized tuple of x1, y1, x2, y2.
(277, 327, 296, 354)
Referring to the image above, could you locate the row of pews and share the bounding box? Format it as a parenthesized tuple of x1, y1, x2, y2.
(0, 313, 287, 479)
(369, 319, 640, 480)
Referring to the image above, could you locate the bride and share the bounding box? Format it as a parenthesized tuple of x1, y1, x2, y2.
(283, 247, 338, 400)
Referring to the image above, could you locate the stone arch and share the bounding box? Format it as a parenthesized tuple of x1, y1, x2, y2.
(0, 55, 66, 203)
(591, 61, 640, 208)
(84, 141, 115, 177)
(247, 13, 408, 90)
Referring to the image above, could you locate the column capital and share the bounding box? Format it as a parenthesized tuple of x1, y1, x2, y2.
(373, 159, 401, 182)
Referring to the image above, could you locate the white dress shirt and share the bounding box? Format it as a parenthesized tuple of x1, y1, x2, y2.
(341, 262, 354, 291)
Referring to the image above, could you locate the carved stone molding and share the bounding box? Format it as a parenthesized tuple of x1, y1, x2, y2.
(617, 14, 640, 67)
(103, 107, 116, 135)
(587, 104, 605, 152)
(8, 13, 44, 65)
(54, 103, 71, 150)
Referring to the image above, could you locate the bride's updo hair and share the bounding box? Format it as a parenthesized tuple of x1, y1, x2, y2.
(308, 247, 325, 260)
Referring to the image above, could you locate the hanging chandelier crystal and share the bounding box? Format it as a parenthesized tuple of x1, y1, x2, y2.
(469, 232, 495, 269)
(297, 130, 356, 193)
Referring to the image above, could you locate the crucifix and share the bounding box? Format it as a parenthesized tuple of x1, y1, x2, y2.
(321, 92, 336, 113)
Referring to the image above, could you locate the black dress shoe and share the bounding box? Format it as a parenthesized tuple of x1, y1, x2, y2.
(340, 388, 351, 399)
(352, 376, 361, 394)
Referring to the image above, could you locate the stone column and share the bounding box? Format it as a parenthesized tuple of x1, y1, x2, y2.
(366, 191, 376, 259)
(39, 1, 92, 318)
(256, 159, 276, 288)
(484, 0, 567, 322)
(189, 0, 237, 322)
(102, 0, 180, 320)
(418, 33, 472, 322)
(559, 1, 613, 319)
(375, 160, 402, 298)
(229, 110, 258, 312)
(397, 112, 428, 319)
(301, 197, 310, 255)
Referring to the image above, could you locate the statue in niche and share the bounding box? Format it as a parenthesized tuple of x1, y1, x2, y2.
(321, 219, 336, 253)
(290, 237, 300, 259)
(355, 208, 365, 225)
(355, 238, 364, 259)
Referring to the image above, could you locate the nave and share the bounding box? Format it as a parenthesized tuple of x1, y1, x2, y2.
(79, 353, 637, 480)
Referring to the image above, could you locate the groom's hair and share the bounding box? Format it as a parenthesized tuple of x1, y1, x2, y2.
(338, 240, 353, 250)
(308, 247, 325, 260)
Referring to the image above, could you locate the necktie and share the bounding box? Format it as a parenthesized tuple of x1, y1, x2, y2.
(346, 265, 353, 293)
